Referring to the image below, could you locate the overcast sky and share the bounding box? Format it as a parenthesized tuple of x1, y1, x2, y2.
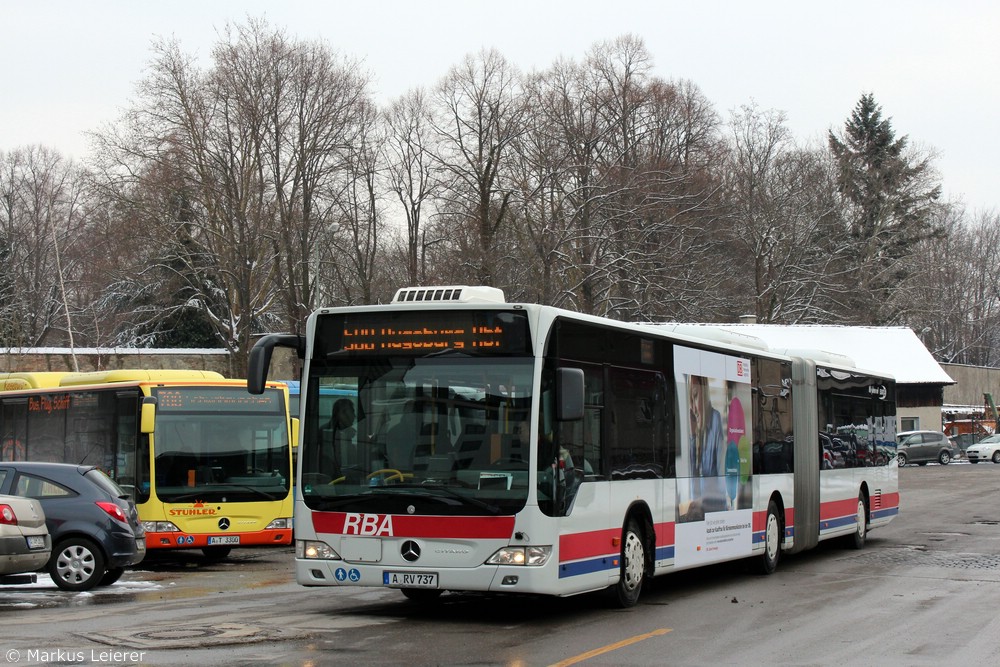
(4, 0, 998, 213)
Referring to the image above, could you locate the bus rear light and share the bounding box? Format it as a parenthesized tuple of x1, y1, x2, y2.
(486, 545, 551, 566)
(142, 521, 180, 533)
(96, 501, 127, 523)
(265, 518, 292, 530)
(297, 539, 340, 560)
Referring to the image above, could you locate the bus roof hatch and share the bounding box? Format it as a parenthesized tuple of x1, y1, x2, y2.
(391, 286, 506, 304)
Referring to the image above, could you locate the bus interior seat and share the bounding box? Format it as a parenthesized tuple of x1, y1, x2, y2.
(454, 424, 486, 469)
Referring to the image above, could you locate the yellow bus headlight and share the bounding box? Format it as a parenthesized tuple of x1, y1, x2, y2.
(141, 521, 180, 533)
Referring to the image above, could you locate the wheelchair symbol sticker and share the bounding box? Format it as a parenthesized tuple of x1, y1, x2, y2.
(348, 568, 361, 582)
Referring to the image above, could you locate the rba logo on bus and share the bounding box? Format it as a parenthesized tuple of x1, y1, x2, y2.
(343, 513, 393, 536)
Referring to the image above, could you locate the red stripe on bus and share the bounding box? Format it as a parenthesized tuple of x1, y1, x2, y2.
(560, 529, 620, 561)
(560, 522, 676, 562)
(820, 492, 900, 519)
(145, 530, 291, 549)
(311, 511, 515, 539)
(654, 521, 675, 547)
(752, 507, 796, 532)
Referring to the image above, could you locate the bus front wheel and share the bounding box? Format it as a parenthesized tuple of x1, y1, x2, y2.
(609, 517, 645, 608)
(401, 588, 443, 603)
(203, 546, 232, 561)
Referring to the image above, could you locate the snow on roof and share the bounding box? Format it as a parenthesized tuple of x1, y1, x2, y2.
(0, 347, 229, 355)
(678, 324, 954, 386)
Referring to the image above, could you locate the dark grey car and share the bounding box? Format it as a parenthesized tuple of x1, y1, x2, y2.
(0, 462, 145, 591)
(896, 430, 960, 466)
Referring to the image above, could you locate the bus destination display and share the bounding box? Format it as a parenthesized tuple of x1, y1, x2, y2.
(320, 311, 530, 356)
(154, 387, 282, 413)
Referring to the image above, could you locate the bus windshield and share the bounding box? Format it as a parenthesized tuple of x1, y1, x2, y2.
(152, 386, 291, 503)
(301, 353, 535, 517)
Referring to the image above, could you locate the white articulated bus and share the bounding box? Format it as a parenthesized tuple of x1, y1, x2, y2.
(248, 286, 898, 606)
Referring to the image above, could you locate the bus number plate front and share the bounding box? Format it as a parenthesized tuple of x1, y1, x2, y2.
(208, 535, 241, 545)
(383, 571, 438, 588)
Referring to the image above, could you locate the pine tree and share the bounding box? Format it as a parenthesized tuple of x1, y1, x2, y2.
(828, 93, 942, 324)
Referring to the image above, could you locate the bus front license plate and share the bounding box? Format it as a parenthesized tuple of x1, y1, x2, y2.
(208, 536, 240, 545)
(383, 571, 438, 589)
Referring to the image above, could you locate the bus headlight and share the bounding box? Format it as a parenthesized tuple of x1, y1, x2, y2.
(296, 539, 340, 560)
(486, 546, 552, 566)
(265, 518, 292, 530)
(142, 521, 180, 533)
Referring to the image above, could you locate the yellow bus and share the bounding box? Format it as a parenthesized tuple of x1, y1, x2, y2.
(0, 370, 294, 559)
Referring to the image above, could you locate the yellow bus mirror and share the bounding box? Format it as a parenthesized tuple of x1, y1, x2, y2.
(291, 417, 300, 449)
(141, 397, 156, 434)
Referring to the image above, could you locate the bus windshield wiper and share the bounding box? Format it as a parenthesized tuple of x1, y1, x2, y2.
(162, 485, 280, 503)
(216, 484, 281, 501)
(424, 347, 481, 358)
(374, 483, 502, 515)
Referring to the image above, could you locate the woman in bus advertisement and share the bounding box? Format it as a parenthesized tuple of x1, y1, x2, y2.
(674, 346, 755, 567)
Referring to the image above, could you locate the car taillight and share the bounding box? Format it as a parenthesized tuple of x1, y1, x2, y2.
(96, 500, 128, 523)
(0, 504, 16, 525)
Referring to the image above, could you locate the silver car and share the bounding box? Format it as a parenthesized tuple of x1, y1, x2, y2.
(0, 493, 52, 583)
(896, 430, 960, 466)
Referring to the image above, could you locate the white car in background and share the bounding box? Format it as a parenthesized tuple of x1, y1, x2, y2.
(965, 434, 1000, 464)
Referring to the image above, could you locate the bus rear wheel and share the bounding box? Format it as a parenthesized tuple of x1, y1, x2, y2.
(848, 493, 868, 550)
(609, 517, 645, 608)
(758, 500, 782, 575)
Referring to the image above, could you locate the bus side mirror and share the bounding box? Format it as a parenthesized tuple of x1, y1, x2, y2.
(248, 334, 305, 394)
(556, 368, 584, 421)
(291, 417, 300, 450)
(140, 397, 156, 434)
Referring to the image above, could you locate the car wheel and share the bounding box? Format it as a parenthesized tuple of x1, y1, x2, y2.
(609, 517, 646, 607)
(992, 451, 1000, 464)
(939, 450, 951, 465)
(759, 499, 782, 574)
(49, 537, 106, 592)
(897, 452, 907, 466)
(98, 567, 125, 587)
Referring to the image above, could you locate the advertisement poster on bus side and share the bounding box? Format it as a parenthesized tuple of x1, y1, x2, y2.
(673, 345, 754, 567)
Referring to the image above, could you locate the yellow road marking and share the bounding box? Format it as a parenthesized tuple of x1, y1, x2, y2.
(547, 627, 672, 667)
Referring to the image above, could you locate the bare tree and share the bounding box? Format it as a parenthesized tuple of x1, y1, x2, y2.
(430, 48, 527, 286)
(0, 146, 87, 349)
(89, 19, 376, 368)
(323, 98, 390, 305)
(907, 207, 1000, 365)
(722, 103, 850, 323)
(384, 88, 440, 286)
